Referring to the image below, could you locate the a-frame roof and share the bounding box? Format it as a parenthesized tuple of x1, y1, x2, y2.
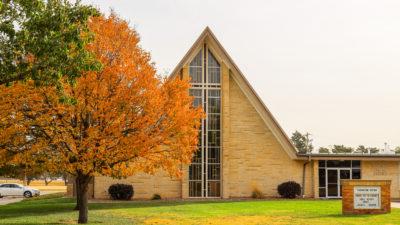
(170, 27, 300, 159)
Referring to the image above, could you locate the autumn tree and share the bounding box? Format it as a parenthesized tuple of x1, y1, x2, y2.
(0, 14, 202, 224)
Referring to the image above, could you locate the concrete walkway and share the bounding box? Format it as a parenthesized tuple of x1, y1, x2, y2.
(0, 190, 64, 206)
(391, 202, 400, 208)
(0, 197, 23, 205)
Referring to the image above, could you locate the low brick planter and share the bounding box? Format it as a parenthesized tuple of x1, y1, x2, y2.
(342, 180, 391, 215)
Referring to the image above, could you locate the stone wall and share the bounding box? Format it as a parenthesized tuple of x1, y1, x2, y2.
(361, 161, 400, 198)
(93, 171, 181, 199)
(223, 76, 312, 198)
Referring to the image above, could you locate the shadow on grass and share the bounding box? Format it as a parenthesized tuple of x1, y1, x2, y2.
(0, 195, 247, 221)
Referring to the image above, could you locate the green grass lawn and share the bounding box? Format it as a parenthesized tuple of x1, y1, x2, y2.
(1, 194, 400, 225)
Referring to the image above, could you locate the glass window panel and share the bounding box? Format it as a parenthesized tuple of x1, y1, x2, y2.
(189, 89, 202, 108)
(327, 160, 351, 168)
(207, 164, 220, 180)
(340, 170, 351, 179)
(197, 130, 202, 146)
(190, 50, 202, 67)
(207, 181, 221, 197)
(208, 114, 220, 130)
(352, 169, 361, 179)
(352, 160, 360, 168)
(318, 160, 326, 168)
(189, 67, 202, 83)
(208, 148, 220, 163)
(208, 51, 220, 67)
(327, 170, 338, 183)
(193, 98, 202, 108)
(192, 149, 202, 163)
(189, 89, 202, 97)
(208, 68, 220, 83)
(318, 169, 326, 187)
(208, 131, 220, 147)
(327, 184, 338, 196)
(319, 187, 326, 198)
(189, 164, 202, 180)
(208, 98, 221, 113)
(208, 90, 220, 97)
(189, 181, 202, 197)
(189, 51, 203, 83)
(207, 51, 220, 84)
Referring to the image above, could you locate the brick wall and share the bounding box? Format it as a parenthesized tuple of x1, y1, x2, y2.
(342, 180, 391, 214)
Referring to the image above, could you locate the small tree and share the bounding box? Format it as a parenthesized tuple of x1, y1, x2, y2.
(318, 147, 330, 153)
(367, 147, 380, 154)
(331, 145, 353, 153)
(291, 131, 313, 154)
(0, 14, 202, 224)
(355, 145, 367, 153)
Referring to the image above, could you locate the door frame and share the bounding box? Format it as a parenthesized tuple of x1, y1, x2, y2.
(325, 168, 352, 198)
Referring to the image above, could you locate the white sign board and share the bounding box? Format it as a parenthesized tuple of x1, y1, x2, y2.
(354, 186, 381, 209)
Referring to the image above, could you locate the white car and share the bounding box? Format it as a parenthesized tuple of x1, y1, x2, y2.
(0, 183, 40, 198)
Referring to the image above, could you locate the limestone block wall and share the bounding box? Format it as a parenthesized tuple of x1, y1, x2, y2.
(93, 171, 182, 199)
(361, 161, 400, 198)
(224, 77, 311, 198)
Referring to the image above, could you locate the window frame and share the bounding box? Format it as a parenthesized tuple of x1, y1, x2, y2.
(188, 45, 222, 198)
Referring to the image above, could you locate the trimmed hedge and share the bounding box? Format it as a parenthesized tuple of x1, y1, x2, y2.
(108, 183, 134, 200)
(277, 181, 301, 199)
(151, 194, 161, 200)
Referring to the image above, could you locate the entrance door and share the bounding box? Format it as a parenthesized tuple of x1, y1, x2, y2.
(327, 169, 351, 198)
(327, 169, 339, 198)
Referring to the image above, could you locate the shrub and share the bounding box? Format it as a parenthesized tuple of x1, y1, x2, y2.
(277, 181, 301, 199)
(151, 194, 161, 200)
(108, 183, 134, 200)
(251, 188, 264, 199)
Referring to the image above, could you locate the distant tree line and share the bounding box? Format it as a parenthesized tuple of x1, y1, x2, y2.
(290, 131, 400, 154)
(0, 164, 67, 185)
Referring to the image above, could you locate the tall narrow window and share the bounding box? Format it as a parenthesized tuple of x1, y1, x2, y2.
(189, 51, 202, 83)
(208, 51, 220, 84)
(188, 47, 221, 198)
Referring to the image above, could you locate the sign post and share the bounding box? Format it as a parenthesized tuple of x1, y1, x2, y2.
(342, 180, 391, 215)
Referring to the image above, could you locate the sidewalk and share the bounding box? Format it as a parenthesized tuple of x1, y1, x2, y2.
(0, 197, 23, 205)
(0, 190, 65, 206)
(391, 202, 400, 208)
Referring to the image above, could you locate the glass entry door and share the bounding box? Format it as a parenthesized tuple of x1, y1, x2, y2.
(327, 169, 351, 198)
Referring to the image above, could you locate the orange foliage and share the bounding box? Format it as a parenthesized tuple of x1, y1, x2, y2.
(0, 14, 202, 180)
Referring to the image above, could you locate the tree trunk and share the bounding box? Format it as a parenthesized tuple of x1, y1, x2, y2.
(74, 178, 81, 210)
(75, 174, 92, 224)
(63, 174, 68, 186)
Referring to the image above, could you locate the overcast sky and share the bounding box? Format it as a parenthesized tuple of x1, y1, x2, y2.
(82, 0, 400, 149)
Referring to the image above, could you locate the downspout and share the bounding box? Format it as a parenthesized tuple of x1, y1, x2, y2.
(301, 155, 311, 197)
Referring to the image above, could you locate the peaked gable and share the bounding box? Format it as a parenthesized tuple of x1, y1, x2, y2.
(170, 27, 299, 159)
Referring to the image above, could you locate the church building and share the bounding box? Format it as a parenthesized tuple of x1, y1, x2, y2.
(67, 27, 400, 199)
